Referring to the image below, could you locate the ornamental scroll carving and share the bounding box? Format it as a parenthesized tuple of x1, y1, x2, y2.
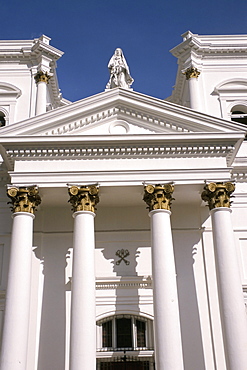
(201, 182, 235, 210)
(183, 67, 200, 80)
(7, 186, 41, 214)
(143, 184, 174, 212)
(34, 71, 51, 84)
(68, 185, 99, 213)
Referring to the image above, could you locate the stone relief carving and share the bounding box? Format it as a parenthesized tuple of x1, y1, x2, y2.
(106, 48, 134, 90)
(7, 186, 41, 214)
(201, 182, 235, 209)
(116, 249, 130, 265)
(68, 185, 99, 213)
(143, 184, 175, 211)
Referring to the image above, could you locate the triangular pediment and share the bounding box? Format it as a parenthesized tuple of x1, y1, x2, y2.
(0, 88, 246, 138)
(0, 88, 246, 176)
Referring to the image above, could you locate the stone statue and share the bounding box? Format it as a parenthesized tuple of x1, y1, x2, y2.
(106, 48, 134, 90)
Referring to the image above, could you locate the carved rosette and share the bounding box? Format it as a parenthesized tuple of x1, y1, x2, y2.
(34, 71, 51, 84)
(68, 185, 99, 213)
(7, 186, 41, 214)
(143, 184, 175, 212)
(201, 182, 235, 210)
(183, 67, 200, 80)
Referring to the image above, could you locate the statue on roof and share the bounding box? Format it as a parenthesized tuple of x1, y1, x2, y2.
(106, 48, 134, 90)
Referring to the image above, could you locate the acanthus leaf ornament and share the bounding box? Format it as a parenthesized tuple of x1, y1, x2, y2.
(34, 71, 51, 84)
(68, 185, 99, 213)
(182, 67, 201, 80)
(201, 182, 235, 210)
(143, 184, 175, 212)
(7, 185, 41, 214)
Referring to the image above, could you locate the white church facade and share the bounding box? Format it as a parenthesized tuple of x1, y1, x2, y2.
(0, 31, 246, 370)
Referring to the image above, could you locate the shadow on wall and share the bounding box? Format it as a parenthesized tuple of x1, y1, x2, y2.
(101, 246, 140, 276)
(173, 229, 206, 370)
(101, 245, 142, 325)
(33, 234, 72, 370)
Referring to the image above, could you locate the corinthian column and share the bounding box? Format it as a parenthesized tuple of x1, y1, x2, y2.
(143, 184, 184, 370)
(202, 182, 247, 370)
(34, 71, 50, 115)
(183, 67, 201, 111)
(0, 186, 41, 370)
(68, 185, 99, 370)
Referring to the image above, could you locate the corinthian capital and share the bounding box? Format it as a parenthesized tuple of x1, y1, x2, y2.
(201, 182, 235, 210)
(34, 71, 51, 84)
(143, 184, 174, 212)
(7, 186, 41, 214)
(68, 185, 99, 213)
(183, 67, 200, 80)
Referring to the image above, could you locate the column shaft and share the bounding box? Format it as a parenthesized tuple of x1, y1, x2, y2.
(183, 67, 202, 111)
(0, 212, 35, 370)
(211, 207, 247, 370)
(35, 81, 47, 115)
(188, 77, 201, 111)
(70, 211, 96, 370)
(150, 209, 184, 370)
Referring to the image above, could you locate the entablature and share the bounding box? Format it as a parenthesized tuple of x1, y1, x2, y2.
(0, 132, 241, 170)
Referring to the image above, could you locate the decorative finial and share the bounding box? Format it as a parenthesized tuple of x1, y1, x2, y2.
(106, 48, 134, 90)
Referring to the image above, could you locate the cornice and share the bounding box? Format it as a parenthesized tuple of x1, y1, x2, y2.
(171, 33, 247, 59)
(0, 107, 243, 167)
(0, 36, 63, 61)
(168, 63, 186, 105)
(1, 133, 240, 171)
(47, 67, 65, 108)
(231, 167, 247, 182)
(30, 39, 63, 61)
(0, 131, 242, 145)
(4, 140, 235, 160)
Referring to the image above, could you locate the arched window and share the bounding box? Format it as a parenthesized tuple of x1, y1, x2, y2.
(214, 80, 247, 122)
(231, 108, 247, 125)
(97, 315, 153, 351)
(97, 315, 154, 369)
(0, 111, 5, 127)
(0, 83, 21, 125)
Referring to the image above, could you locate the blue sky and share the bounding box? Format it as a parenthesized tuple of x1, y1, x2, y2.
(1, 0, 247, 102)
